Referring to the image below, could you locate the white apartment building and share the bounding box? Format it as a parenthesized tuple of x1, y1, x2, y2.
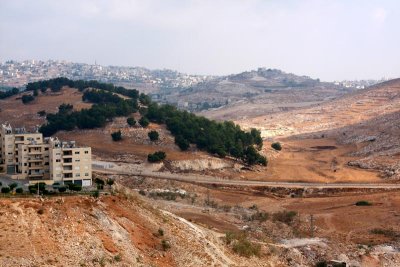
(0, 124, 92, 186)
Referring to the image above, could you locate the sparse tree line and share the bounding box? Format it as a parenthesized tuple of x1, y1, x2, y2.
(142, 103, 267, 165)
(39, 89, 140, 137)
(0, 87, 19, 99)
(30, 78, 266, 166)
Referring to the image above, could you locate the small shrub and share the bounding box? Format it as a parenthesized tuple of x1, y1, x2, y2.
(15, 188, 23, 194)
(37, 208, 44, 215)
(272, 210, 297, 225)
(29, 188, 38, 194)
(232, 238, 261, 258)
(113, 254, 122, 262)
(1, 187, 11, 194)
(148, 130, 159, 141)
(69, 184, 82, 192)
(37, 110, 46, 117)
(205, 199, 219, 208)
(158, 228, 164, 237)
(0, 181, 2, 186)
(250, 211, 269, 222)
(127, 117, 136, 126)
(271, 142, 282, 151)
(106, 179, 114, 186)
(249, 204, 258, 210)
(92, 190, 100, 198)
(138, 190, 146, 196)
(147, 151, 166, 162)
(9, 182, 18, 190)
(139, 117, 149, 127)
(221, 205, 232, 212)
(29, 183, 46, 194)
(22, 94, 35, 104)
(225, 231, 260, 257)
(315, 261, 328, 267)
(58, 186, 67, 193)
(95, 178, 105, 185)
(355, 200, 372, 206)
(161, 239, 171, 251)
(111, 130, 122, 141)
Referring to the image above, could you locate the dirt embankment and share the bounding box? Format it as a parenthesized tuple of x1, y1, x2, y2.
(0, 184, 281, 267)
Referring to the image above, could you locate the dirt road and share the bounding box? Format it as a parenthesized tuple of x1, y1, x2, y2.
(93, 161, 400, 189)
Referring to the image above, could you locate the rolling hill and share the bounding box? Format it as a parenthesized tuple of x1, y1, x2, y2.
(242, 78, 400, 180)
(165, 68, 356, 120)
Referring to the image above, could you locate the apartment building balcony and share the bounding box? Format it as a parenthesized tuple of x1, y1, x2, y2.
(28, 150, 42, 155)
(28, 165, 44, 170)
(28, 157, 43, 162)
(28, 171, 44, 177)
(62, 150, 73, 156)
(63, 165, 73, 171)
(63, 173, 73, 179)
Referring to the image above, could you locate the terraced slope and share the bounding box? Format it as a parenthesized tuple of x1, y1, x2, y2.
(241, 79, 400, 180)
(242, 79, 400, 137)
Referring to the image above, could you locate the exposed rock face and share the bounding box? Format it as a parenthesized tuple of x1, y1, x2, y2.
(169, 158, 242, 172)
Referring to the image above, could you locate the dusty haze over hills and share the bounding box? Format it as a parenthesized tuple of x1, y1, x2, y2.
(1, 0, 400, 80)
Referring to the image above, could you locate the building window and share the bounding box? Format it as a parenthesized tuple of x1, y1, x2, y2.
(45, 148, 48, 151)
(76, 173, 80, 177)
(56, 159, 61, 162)
(85, 173, 89, 176)
(84, 151, 89, 154)
(74, 151, 80, 155)
(75, 159, 80, 162)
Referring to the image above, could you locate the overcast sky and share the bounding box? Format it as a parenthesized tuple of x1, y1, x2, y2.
(0, 0, 399, 81)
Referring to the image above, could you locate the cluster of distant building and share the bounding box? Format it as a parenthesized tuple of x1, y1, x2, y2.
(333, 79, 389, 89)
(0, 124, 92, 186)
(0, 60, 211, 89)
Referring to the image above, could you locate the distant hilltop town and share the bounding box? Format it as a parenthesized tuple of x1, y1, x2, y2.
(0, 59, 212, 89)
(0, 60, 388, 91)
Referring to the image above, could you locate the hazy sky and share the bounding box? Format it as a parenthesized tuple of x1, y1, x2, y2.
(0, 0, 399, 81)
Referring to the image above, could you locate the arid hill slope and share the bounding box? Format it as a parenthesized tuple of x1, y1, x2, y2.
(172, 68, 354, 119)
(0, 87, 91, 129)
(0, 186, 257, 267)
(241, 78, 400, 180)
(241, 78, 400, 138)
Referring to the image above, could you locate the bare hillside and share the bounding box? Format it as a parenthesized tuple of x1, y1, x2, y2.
(0, 187, 246, 267)
(242, 78, 400, 137)
(242, 79, 400, 179)
(0, 87, 91, 129)
(161, 68, 355, 119)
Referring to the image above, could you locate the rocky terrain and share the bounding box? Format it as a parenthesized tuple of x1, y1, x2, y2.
(0, 186, 243, 267)
(240, 78, 400, 180)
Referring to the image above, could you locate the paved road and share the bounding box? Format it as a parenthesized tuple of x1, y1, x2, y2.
(93, 162, 400, 189)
